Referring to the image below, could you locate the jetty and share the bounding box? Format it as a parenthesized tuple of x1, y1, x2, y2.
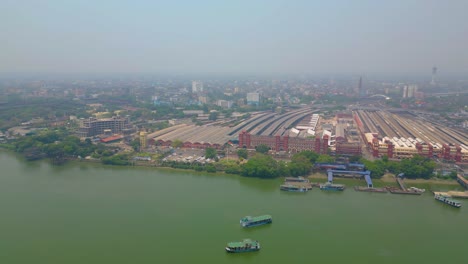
(283, 178, 312, 190)
(387, 177, 424, 195)
(433, 191, 468, 199)
(456, 174, 468, 189)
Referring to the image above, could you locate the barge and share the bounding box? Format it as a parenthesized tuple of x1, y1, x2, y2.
(354, 186, 387, 193)
(319, 182, 345, 191)
(240, 215, 272, 228)
(284, 176, 310, 183)
(280, 184, 308, 192)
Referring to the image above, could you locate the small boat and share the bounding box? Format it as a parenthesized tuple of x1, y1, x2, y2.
(319, 182, 345, 191)
(434, 194, 461, 208)
(409, 187, 425, 193)
(225, 239, 260, 253)
(240, 215, 272, 228)
(280, 184, 308, 192)
(284, 176, 310, 183)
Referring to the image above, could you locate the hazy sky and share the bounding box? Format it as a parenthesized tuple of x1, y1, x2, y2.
(2, 0, 468, 75)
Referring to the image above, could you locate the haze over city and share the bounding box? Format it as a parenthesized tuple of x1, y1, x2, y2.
(2, 0, 468, 75)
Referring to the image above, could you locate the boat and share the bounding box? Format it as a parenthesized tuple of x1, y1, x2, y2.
(409, 187, 425, 193)
(240, 215, 272, 227)
(280, 184, 308, 192)
(434, 194, 461, 208)
(284, 176, 310, 183)
(386, 187, 423, 195)
(353, 186, 387, 193)
(319, 182, 345, 191)
(225, 239, 260, 253)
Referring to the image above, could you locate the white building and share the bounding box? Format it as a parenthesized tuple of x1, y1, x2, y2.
(192, 81, 204, 93)
(246, 92, 260, 105)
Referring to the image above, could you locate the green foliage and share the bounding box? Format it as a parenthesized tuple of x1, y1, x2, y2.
(171, 139, 183, 148)
(316, 154, 335, 163)
(360, 159, 385, 178)
(205, 164, 217, 173)
(237, 148, 248, 159)
(12, 130, 99, 161)
(101, 154, 130, 166)
(399, 155, 436, 179)
(255, 144, 270, 154)
(130, 138, 140, 151)
(292, 151, 319, 164)
(241, 154, 279, 178)
(205, 147, 217, 159)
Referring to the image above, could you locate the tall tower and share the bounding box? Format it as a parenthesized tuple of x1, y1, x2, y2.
(355, 76, 362, 96)
(139, 131, 147, 152)
(431, 66, 437, 85)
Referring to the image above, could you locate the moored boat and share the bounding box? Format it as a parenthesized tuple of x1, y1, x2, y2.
(280, 184, 308, 192)
(409, 187, 425, 193)
(240, 215, 272, 227)
(284, 176, 310, 183)
(434, 194, 461, 208)
(225, 239, 260, 253)
(319, 182, 345, 191)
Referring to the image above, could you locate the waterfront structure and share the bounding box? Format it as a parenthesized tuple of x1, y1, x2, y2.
(240, 215, 272, 228)
(280, 184, 308, 192)
(238, 131, 329, 153)
(246, 93, 260, 105)
(285, 177, 309, 183)
(77, 116, 134, 138)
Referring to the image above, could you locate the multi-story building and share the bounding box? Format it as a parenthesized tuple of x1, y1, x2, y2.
(192, 81, 203, 93)
(364, 133, 468, 162)
(238, 131, 329, 154)
(216, 100, 233, 109)
(246, 92, 260, 105)
(76, 116, 134, 138)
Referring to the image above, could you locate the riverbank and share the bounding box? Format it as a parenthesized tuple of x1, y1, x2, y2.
(1, 148, 461, 188)
(307, 171, 460, 187)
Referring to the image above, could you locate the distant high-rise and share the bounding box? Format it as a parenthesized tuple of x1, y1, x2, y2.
(192, 81, 204, 93)
(356, 76, 365, 97)
(246, 92, 260, 105)
(431, 66, 437, 85)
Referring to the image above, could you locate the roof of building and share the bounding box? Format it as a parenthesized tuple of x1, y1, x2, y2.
(100, 135, 123, 143)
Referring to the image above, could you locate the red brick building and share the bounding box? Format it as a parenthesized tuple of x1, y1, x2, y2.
(238, 131, 329, 154)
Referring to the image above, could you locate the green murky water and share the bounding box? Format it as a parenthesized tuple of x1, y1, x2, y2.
(0, 151, 466, 264)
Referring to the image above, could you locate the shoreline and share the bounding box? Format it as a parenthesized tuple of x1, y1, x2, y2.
(0, 148, 462, 187)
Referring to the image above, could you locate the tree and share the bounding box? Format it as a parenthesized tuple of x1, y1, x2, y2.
(205, 147, 217, 159)
(316, 154, 334, 163)
(241, 154, 279, 178)
(255, 144, 270, 154)
(237, 148, 248, 159)
(171, 139, 183, 148)
(292, 150, 319, 164)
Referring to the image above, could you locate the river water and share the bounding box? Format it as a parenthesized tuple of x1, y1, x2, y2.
(0, 151, 466, 264)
